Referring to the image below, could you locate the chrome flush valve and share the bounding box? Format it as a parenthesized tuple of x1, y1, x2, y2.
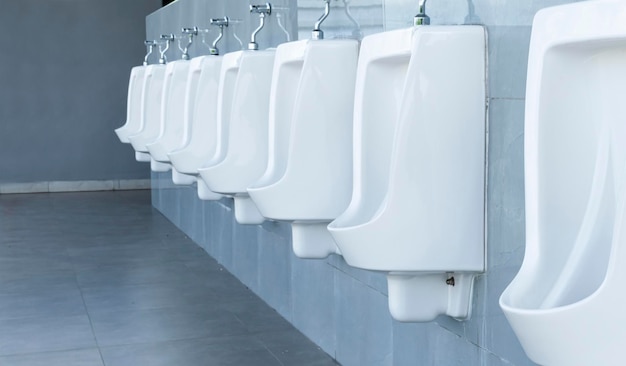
(143, 40, 156, 66)
(312, 0, 331, 40)
(414, 0, 430, 26)
(248, 3, 272, 50)
(209, 17, 229, 55)
(158, 34, 174, 64)
(179, 27, 198, 60)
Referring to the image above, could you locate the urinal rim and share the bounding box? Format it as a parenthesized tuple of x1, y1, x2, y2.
(499, 0, 626, 316)
(247, 40, 309, 192)
(199, 50, 276, 193)
(327, 29, 415, 232)
(167, 55, 224, 164)
(117, 65, 147, 135)
(249, 38, 361, 194)
(127, 64, 167, 151)
(127, 64, 165, 140)
(147, 60, 192, 159)
(198, 50, 246, 170)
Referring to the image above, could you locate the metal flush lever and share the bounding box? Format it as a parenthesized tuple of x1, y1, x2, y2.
(143, 40, 156, 66)
(248, 3, 272, 51)
(414, 0, 430, 26)
(312, 0, 331, 40)
(179, 27, 198, 60)
(209, 17, 229, 56)
(158, 34, 174, 64)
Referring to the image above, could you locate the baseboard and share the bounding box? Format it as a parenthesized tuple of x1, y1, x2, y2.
(0, 179, 151, 194)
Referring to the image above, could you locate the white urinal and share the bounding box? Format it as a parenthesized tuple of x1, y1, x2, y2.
(499, 2, 626, 365)
(145, 60, 191, 172)
(168, 56, 223, 187)
(247, 39, 359, 258)
(161, 56, 204, 185)
(115, 66, 146, 143)
(198, 50, 276, 224)
(327, 26, 486, 322)
(195, 51, 243, 201)
(128, 64, 167, 163)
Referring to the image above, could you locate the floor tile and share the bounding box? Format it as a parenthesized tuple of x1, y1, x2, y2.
(228, 299, 294, 334)
(0, 315, 96, 356)
(0, 287, 86, 320)
(100, 336, 266, 366)
(0, 348, 104, 366)
(90, 306, 248, 347)
(75, 261, 206, 288)
(0, 256, 74, 281)
(0, 270, 78, 296)
(257, 329, 339, 366)
(81, 282, 215, 314)
(0, 190, 336, 364)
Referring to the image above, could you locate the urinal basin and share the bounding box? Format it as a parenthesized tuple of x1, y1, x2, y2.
(328, 26, 485, 271)
(146, 60, 192, 164)
(248, 39, 358, 220)
(168, 56, 223, 184)
(115, 65, 146, 143)
(198, 50, 276, 221)
(247, 39, 359, 257)
(499, 2, 626, 365)
(195, 50, 244, 201)
(327, 26, 486, 321)
(199, 50, 275, 224)
(128, 64, 167, 159)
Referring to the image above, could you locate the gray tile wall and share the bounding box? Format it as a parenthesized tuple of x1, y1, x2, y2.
(150, 0, 584, 365)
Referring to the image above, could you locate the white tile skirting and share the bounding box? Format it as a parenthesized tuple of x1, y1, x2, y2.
(0, 179, 151, 194)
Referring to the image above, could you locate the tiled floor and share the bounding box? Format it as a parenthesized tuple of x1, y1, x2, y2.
(0, 190, 338, 366)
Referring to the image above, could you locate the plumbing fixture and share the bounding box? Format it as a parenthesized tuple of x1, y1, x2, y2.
(342, 0, 362, 39)
(414, 0, 430, 26)
(276, 13, 290, 42)
(178, 27, 198, 60)
(158, 34, 174, 64)
(232, 25, 244, 49)
(209, 17, 229, 55)
(248, 3, 272, 50)
(312, 0, 331, 40)
(327, 25, 487, 322)
(143, 40, 156, 66)
(464, 0, 481, 24)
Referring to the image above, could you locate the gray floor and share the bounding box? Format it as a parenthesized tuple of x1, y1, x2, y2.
(0, 190, 338, 366)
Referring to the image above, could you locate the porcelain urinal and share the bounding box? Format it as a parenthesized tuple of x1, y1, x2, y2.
(247, 39, 359, 258)
(327, 26, 486, 322)
(128, 64, 167, 162)
(145, 60, 191, 172)
(499, 2, 626, 365)
(198, 49, 276, 224)
(168, 55, 224, 189)
(115, 66, 146, 144)
(195, 51, 243, 201)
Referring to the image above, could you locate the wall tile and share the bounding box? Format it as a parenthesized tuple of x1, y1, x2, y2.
(291, 256, 336, 356)
(257, 223, 293, 319)
(231, 221, 260, 292)
(212, 199, 235, 271)
(327, 255, 387, 295)
(487, 26, 532, 100)
(391, 321, 430, 366)
(334, 272, 393, 366)
(178, 185, 201, 242)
